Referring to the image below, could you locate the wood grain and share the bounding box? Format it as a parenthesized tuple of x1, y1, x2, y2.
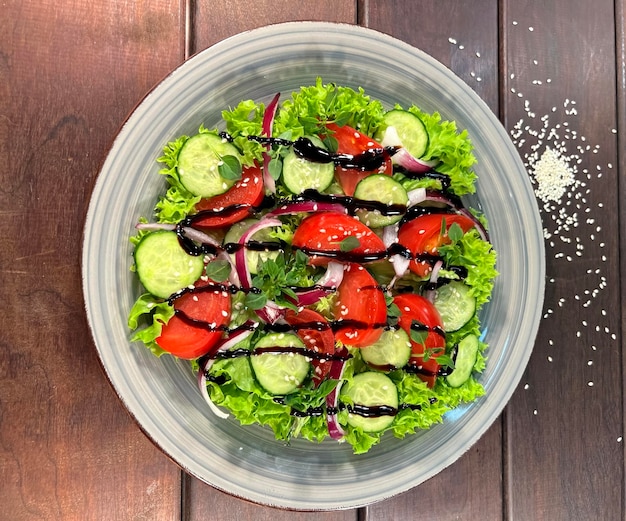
(184, 6, 360, 521)
(501, 0, 623, 519)
(0, 1, 185, 519)
(363, 1, 504, 519)
(2, 0, 624, 519)
(191, 0, 356, 54)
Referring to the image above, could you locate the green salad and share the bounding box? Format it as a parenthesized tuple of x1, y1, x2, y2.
(128, 79, 498, 454)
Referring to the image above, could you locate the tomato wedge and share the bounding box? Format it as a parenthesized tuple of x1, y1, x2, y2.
(191, 164, 264, 229)
(394, 293, 445, 388)
(291, 211, 387, 266)
(156, 279, 231, 359)
(398, 213, 476, 277)
(326, 123, 393, 196)
(333, 264, 386, 348)
(285, 308, 336, 386)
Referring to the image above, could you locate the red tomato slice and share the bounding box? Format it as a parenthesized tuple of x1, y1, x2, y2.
(394, 293, 445, 388)
(156, 279, 231, 359)
(333, 263, 386, 348)
(326, 123, 393, 196)
(291, 211, 387, 266)
(192, 164, 264, 229)
(285, 308, 336, 386)
(398, 213, 476, 277)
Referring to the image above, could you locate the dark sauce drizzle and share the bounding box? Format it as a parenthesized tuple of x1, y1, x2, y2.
(273, 396, 440, 418)
(174, 135, 470, 421)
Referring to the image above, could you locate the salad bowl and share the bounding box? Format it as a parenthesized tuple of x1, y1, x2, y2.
(82, 21, 544, 510)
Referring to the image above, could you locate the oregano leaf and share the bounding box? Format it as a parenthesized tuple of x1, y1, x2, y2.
(218, 155, 242, 180)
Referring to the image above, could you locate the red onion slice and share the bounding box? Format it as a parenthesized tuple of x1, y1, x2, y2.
(379, 126, 437, 173)
(234, 216, 282, 288)
(135, 222, 222, 249)
(423, 190, 490, 242)
(407, 187, 427, 207)
(383, 224, 410, 283)
(261, 93, 281, 193)
(197, 323, 258, 419)
(325, 349, 349, 440)
(256, 299, 285, 325)
(290, 261, 344, 306)
(424, 259, 443, 303)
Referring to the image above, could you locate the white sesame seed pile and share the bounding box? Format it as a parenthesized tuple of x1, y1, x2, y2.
(449, 22, 620, 434)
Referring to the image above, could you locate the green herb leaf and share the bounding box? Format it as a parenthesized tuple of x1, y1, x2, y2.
(268, 157, 283, 180)
(409, 319, 428, 345)
(436, 354, 456, 370)
(218, 155, 243, 180)
(245, 291, 267, 310)
(205, 260, 232, 282)
(322, 135, 338, 153)
(339, 236, 361, 252)
(447, 222, 464, 243)
(440, 217, 447, 238)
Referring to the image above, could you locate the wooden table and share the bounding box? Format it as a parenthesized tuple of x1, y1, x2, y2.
(2, 1, 624, 519)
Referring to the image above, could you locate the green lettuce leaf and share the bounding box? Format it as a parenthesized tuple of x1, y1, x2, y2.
(407, 106, 478, 195)
(273, 78, 386, 139)
(127, 293, 173, 357)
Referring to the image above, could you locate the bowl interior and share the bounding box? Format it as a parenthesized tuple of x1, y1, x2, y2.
(82, 22, 544, 510)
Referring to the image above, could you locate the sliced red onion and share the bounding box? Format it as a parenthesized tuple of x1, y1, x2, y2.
(383, 224, 410, 283)
(424, 259, 443, 303)
(379, 126, 437, 174)
(407, 187, 427, 207)
(256, 299, 285, 325)
(235, 216, 282, 288)
(423, 190, 490, 242)
(178, 226, 222, 248)
(136, 222, 175, 232)
(290, 261, 344, 306)
(261, 92, 281, 194)
(135, 222, 222, 248)
(267, 200, 348, 217)
(326, 350, 349, 440)
(197, 324, 258, 419)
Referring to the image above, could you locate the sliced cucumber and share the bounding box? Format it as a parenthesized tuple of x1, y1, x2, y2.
(282, 135, 335, 193)
(177, 132, 241, 198)
(353, 174, 408, 228)
(134, 230, 204, 299)
(223, 218, 280, 274)
(433, 281, 476, 332)
(374, 109, 429, 158)
(341, 372, 398, 432)
(250, 333, 310, 395)
(446, 334, 479, 387)
(361, 328, 412, 370)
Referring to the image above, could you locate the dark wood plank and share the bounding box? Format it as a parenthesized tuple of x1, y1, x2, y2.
(363, 1, 504, 519)
(186, 8, 359, 521)
(0, 1, 186, 519)
(191, 0, 357, 54)
(501, 1, 623, 519)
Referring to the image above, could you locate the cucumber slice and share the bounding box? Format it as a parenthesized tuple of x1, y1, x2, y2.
(177, 132, 241, 198)
(360, 328, 412, 370)
(250, 333, 310, 395)
(446, 334, 479, 387)
(374, 109, 429, 158)
(134, 231, 204, 299)
(341, 372, 398, 432)
(433, 281, 476, 332)
(353, 174, 408, 228)
(223, 218, 280, 274)
(282, 135, 335, 193)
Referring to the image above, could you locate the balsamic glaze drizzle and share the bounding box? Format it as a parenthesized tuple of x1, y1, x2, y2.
(175, 134, 473, 422)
